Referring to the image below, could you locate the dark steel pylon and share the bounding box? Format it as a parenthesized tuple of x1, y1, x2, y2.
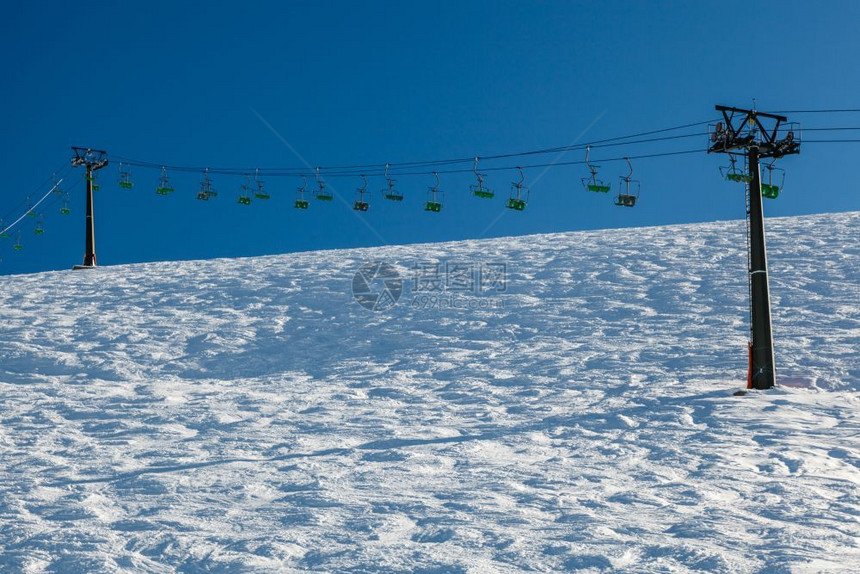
(70, 147, 108, 269)
(708, 106, 800, 389)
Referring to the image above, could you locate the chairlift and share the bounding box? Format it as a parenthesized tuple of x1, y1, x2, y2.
(295, 176, 310, 209)
(471, 157, 493, 198)
(13, 232, 23, 251)
(354, 175, 370, 211)
(425, 172, 443, 212)
(254, 168, 270, 199)
(60, 193, 71, 215)
(382, 163, 404, 201)
(26, 197, 37, 217)
(315, 167, 334, 201)
(86, 171, 101, 191)
(118, 163, 134, 189)
(156, 166, 175, 195)
(614, 157, 640, 208)
(720, 155, 751, 183)
(34, 217, 45, 235)
(238, 175, 253, 205)
(0, 220, 9, 238)
(762, 162, 785, 199)
(581, 146, 611, 193)
(507, 167, 529, 211)
(197, 168, 217, 200)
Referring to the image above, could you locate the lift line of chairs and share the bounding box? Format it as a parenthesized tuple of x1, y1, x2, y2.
(4, 150, 789, 256)
(122, 158, 541, 214)
(0, 176, 73, 251)
(581, 146, 640, 207)
(720, 155, 784, 199)
(92, 149, 764, 215)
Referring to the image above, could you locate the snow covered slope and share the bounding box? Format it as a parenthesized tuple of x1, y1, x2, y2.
(1, 212, 858, 573)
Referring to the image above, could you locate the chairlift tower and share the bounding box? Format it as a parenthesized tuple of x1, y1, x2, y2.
(708, 105, 800, 389)
(70, 147, 108, 269)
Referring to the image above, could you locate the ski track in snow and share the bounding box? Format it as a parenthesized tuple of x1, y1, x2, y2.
(0, 212, 858, 573)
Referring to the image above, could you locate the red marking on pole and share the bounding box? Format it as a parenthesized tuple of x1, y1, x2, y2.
(747, 342, 753, 389)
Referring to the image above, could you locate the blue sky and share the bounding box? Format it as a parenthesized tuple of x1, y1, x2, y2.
(2, 0, 859, 275)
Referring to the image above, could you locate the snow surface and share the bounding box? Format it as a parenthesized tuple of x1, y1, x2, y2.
(0, 211, 858, 573)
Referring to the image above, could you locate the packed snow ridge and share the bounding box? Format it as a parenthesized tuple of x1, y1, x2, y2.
(0, 211, 858, 573)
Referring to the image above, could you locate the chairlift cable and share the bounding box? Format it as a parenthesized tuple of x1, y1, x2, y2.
(1, 163, 71, 223)
(1, 179, 64, 237)
(111, 135, 708, 178)
(797, 127, 860, 131)
(332, 148, 707, 178)
(109, 118, 717, 177)
(771, 109, 860, 114)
